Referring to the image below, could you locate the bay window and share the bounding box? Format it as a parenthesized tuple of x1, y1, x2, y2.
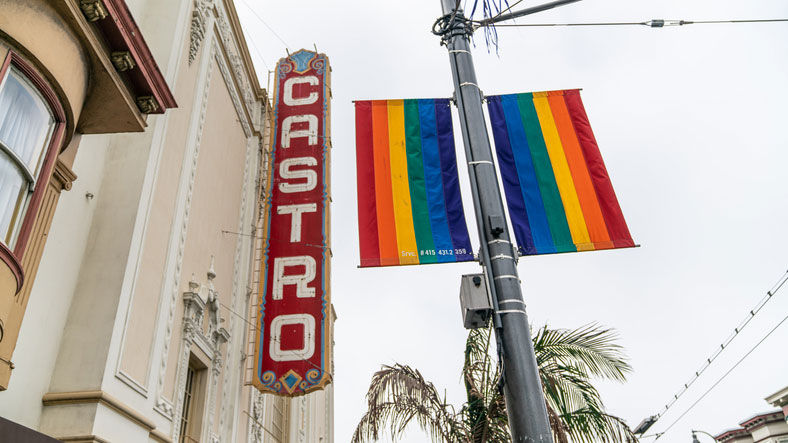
(0, 64, 56, 249)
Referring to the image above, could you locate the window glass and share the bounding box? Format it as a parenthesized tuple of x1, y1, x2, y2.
(0, 65, 55, 247)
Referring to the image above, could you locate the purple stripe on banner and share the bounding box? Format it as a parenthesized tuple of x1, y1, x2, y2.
(487, 96, 535, 255)
(418, 99, 455, 263)
(434, 99, 474, 261)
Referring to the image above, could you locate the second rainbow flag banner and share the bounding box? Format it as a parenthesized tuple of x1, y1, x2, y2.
(487, 89, 634, 255)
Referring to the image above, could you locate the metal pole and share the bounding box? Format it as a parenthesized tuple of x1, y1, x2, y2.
(437, 2, 554, 442)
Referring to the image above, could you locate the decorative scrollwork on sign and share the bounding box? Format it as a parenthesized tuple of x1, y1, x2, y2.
(278, 61, 293, 79)
(261, 370, 276, 387)
(305, 368, 321, 384)
(310, 58, 325, 75)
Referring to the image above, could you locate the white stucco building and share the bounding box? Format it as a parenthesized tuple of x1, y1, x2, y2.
(0, 0, 334, 442)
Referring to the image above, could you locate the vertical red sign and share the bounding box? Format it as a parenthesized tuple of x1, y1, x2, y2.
(253, 50, 331, 396)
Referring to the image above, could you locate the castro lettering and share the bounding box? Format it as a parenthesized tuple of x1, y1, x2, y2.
(255, 50, 331, 396)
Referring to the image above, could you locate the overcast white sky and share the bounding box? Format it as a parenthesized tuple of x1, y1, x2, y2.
(238, 1, 788, 441)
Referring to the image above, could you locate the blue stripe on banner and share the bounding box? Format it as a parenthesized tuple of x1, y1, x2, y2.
(501, 94, 556, 253)
(487, 96, 536, 255)
(418, 99, 455, 263)
(435, 98, 474, 261)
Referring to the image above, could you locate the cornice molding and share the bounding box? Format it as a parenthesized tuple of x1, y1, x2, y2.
(86, 0, 178, 113)
(189, 0, 212, 65)
(52, 159, 78, 192)
(219, 0, 264, 95)
(59, 435, 111, 443)
(150, 429, 173, 443)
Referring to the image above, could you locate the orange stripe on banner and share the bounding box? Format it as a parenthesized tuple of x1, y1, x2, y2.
(547, 91, 613, 250)
(371, 101, 400, 265)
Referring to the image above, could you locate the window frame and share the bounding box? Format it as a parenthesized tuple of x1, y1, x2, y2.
(0, 50, 66, 293)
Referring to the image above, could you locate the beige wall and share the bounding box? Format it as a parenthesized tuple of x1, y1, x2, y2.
(161, 53, 247, 404)
(117, 9, 202, 387)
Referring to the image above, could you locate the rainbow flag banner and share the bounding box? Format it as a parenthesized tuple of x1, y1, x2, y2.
(355, 99, 474, 267)
(486, 90, 634, 255)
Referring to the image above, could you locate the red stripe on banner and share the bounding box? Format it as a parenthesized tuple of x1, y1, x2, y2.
(355, 101, 381, 267)
(564, 90, 634, 248)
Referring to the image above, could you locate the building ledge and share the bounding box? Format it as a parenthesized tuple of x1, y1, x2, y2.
(42, 390, 156, 431)
(715, 427, 749, 441)
(766, 386, 788, 407)
(51, 0, 177, 134)
(740, 410, 784, 429)
(89, 0, 177, 114)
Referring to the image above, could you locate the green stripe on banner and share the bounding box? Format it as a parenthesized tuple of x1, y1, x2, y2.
(404, 99, 437, 264)
(517, 93, 575, 252)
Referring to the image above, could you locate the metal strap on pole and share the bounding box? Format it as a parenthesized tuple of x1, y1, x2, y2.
(497, 309, 528, 315)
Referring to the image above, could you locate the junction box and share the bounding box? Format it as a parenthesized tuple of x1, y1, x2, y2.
(459, 273, 492, 329)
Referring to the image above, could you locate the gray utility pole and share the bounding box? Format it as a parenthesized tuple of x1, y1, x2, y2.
(436, 1, 554, 442)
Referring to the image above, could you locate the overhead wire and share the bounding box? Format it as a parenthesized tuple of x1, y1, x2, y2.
(637, 269, 788, 437)
(238, 0, 292, 51)
(244, 32, 272, 72)
(484, 18, 788, 28)
(652, 310, 788, 440)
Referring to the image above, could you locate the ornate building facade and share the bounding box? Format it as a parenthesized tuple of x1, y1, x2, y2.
(0, 0, 334, 442)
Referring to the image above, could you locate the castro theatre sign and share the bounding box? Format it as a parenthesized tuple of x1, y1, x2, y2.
(254, 50, 331, 396)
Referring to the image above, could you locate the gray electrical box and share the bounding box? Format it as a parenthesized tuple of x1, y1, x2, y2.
(459, 273, 492, 329)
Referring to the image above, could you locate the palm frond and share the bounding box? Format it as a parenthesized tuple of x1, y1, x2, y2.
(558, 407, 638, 443)
(462, 325, 507, 443)
(351, 364, 466, 443)
(353, 323, 635, 443)
(534, 323, 631, 382)
(541, 362, 607, 415)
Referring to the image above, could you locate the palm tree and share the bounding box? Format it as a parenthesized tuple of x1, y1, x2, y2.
(351, 323, 637, 443)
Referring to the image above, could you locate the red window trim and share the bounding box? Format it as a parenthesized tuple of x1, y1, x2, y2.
(0, 50, 67, 293)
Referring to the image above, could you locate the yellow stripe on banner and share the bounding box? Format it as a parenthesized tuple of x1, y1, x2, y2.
(532, 93, 593, 250)
(387, 100, 419, 264)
